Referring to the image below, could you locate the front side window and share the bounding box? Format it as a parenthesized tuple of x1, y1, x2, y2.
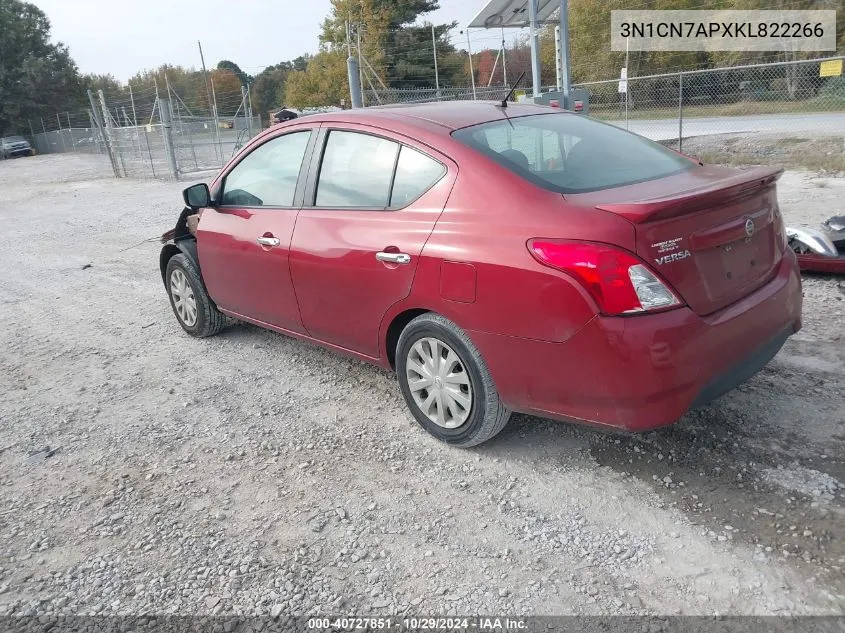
(220, 131, 310, 207)
(452, 113, 693, 193)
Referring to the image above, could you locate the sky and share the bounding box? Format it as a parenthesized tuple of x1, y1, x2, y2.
(29, 0, 508, 82)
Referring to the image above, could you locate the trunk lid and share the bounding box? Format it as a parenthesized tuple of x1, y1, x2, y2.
(578, 165, 786, 316)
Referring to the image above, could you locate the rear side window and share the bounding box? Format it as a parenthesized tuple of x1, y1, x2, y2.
(316, 131, 399, 207)
(452, 113, 693, 193)
(390, 146, 446, 207)
(315, 130, 446, 209)
(221, 131, 310, 207)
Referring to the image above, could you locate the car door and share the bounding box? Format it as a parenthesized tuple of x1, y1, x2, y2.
(196, 127, 315, 333)
(289, 125, 454, 358)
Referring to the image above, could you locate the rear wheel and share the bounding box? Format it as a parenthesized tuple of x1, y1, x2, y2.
(165, 253, 225, 338)
(396, 313, 511, 448)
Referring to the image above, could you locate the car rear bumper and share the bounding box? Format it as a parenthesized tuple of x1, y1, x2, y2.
(4, 148, 32, 157)
(470, 252, 803, 432)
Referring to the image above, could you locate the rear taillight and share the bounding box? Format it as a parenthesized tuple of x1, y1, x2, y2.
(528, 239, 682, 316)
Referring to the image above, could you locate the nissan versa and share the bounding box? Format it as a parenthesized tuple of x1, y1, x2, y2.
(159, 101, 803, 448)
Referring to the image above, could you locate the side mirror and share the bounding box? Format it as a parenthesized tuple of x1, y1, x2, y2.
(183, 183, 211, 209)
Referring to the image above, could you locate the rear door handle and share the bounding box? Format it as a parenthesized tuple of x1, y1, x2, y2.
(376, 252, 411, 264)
(256, 236, 281, 247)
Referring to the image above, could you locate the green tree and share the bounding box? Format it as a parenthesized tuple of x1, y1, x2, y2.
(217, 60, 253, 88)
(0, 0, 84, 135)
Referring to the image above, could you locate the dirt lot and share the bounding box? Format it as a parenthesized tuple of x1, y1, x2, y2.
(0, 154, 843, 618)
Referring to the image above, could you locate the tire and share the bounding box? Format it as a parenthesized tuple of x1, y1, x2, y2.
(165, 253, 226, 338)
(396, 313, 511, 448)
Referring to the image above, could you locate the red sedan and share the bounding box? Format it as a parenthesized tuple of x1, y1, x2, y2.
(160, 101, 803, 447)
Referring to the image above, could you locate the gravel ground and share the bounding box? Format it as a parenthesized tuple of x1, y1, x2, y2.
(0, 153, 843, 618)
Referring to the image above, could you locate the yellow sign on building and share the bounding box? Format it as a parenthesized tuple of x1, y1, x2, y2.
(820, 59, 843, 78)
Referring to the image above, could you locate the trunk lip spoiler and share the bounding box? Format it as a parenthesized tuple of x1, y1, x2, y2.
(596, 166, 784, 224)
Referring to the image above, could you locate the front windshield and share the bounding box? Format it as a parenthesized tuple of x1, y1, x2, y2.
(452, 112, 694, 194)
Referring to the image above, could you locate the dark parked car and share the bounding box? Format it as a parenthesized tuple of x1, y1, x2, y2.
(1, 135, 34, 159)
(159, 101, 802, 448)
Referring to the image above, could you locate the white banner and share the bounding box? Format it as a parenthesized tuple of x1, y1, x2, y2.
(610, 10, 837, 52)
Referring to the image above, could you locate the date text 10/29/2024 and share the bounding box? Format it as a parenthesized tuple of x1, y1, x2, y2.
(307, 617, 528, 631)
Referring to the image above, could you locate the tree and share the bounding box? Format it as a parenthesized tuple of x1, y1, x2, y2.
(284, 50, 348, 109)
(217, 60, 253, 88)
(252, 61, 294, 115)
(0, 0, 84, 135)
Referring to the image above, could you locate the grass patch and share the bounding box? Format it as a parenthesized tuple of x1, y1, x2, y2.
(682, 135, 845, 172)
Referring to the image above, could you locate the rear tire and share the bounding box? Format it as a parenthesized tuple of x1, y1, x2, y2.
(396, 313, 511, 448)
(165, 253, 225, 338)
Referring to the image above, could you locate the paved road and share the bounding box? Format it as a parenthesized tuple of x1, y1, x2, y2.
(605, 111, 845, 142)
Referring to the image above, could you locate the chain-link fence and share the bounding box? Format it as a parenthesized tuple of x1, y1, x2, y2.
(365, 85, 512, 105)
(574, 56, 845, 153)
(22, 81, 264, 180)
(25, 111, 107, 157)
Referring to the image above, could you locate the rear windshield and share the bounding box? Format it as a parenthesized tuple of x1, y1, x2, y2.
(451, 113, 694, 194)
(2, 136, 26, 143)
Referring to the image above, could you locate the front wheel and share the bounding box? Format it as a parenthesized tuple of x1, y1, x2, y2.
(396, 313, 511, 448)
(165, 253, 225, 338)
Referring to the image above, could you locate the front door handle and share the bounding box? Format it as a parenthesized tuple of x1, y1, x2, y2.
(376, 252, 411, 265)
(256, 236, 281, 247)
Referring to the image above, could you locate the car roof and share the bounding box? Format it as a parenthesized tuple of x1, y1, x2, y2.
(295, 101, 564, 133)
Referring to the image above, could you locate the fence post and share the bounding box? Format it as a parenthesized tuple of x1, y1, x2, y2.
(678, 72, 684, 153)
(56, 113, 67, 153)
(27, 120, 36, 150)
(241, 85, 253, 137)
(88, 90, 120, 177)
(158, 98, 179, 180)
(98, 89, 125, 177)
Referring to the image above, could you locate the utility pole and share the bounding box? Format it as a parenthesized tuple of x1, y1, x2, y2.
(431, 24, 440, 97)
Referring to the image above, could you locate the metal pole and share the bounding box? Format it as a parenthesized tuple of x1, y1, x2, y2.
(89, 90, 119, 176)
(347, 56, 363, 108)
(129, 84, 138, 126)
(466, 30, 477, 99)
(554, 26, 562, 91)
(164, 72, 176, 125)
(198, 41, 214, 118)
(678, 72, 684, 153)
(356, 26, 366, 106)
(247, 82, 257, 131)
(488, 49, 501, 87)
(66, 112, 72, 129)
(56, 113, 67, 152)
(158, 98, 179, 180)
(559, 0, 571, 100)
(210, 76, 223, 165)
(502, 27, 508, 86)
(241, 85, 253, 137)
(432, 24, 440, 95)
(99, 89, 125, 177)
(528, 0, 541, 96)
